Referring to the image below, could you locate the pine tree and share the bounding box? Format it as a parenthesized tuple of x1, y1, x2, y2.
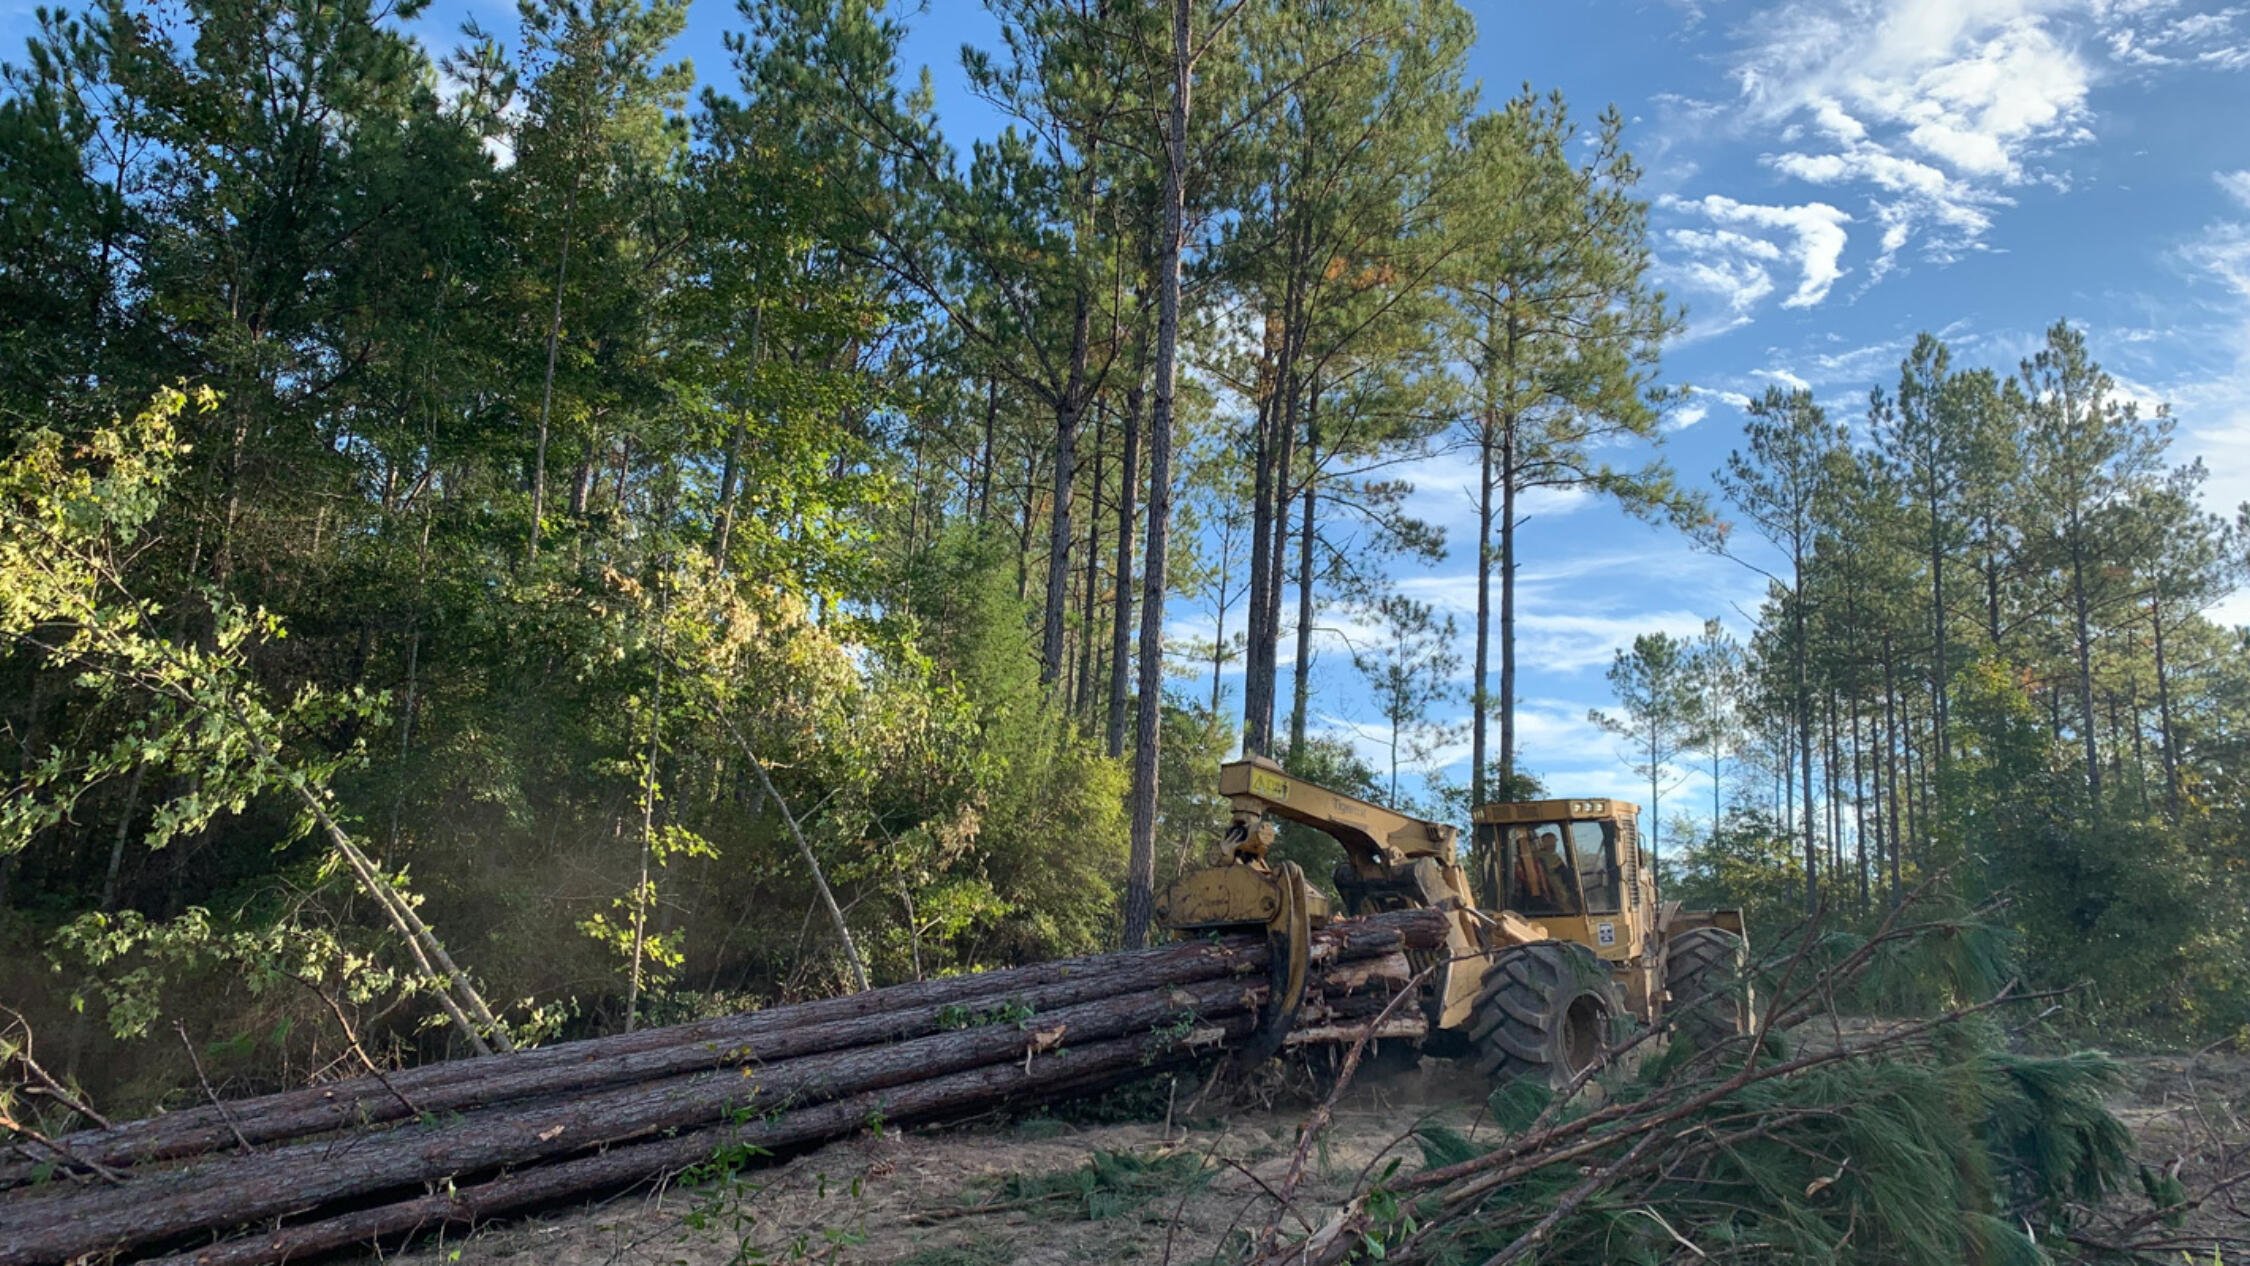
(1448, 91, 1685, 808)
(1686, 618, 1744, 837)
(1591, 632, 1699, 867)
(2016, 322, 2173, 810)
(1715, 387, 1845, 911)
(1350, 594, 1463, 804)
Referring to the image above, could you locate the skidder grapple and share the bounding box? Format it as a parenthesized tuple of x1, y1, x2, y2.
(1156, 756, 1753, 1087)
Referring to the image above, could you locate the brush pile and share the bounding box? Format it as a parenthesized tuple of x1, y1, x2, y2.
(1244, 899, 2250, 1266)
(0, 908, 1447, 1265)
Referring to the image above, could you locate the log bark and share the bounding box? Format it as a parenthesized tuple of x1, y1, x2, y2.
(0, 981, 1262, 1264)
(138, 1018, 1258, 1266)
(0, 911, 1444, 1265)
(8, 939, 1262, 1183)
(5, 909, 1444, 1187)
(4, 944, 1233, 1184)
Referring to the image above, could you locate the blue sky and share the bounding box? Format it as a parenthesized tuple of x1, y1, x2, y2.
(1164, 0, 2247, 825)
(1200, 0, 2250, 826)
(6, 0, 2246, 830)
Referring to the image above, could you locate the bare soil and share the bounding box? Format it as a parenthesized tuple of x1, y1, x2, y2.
(400, 1045, 2248, 1266)
(2097, 1044, 2250, 1242)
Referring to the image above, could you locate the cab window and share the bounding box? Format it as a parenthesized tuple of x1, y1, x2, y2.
(1569, 821, 1621, 915)
(1498, 823, 1583, 916)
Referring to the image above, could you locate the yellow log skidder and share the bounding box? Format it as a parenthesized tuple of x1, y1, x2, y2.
(1156, 756, 1753, 1087)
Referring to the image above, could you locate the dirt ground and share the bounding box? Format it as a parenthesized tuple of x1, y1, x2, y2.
(2098, 1044, 2250, 1242)
(400, 1046, 2248, 1266)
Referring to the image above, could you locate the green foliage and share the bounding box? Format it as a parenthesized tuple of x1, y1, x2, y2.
(935, 999, 1036, 1031)
(1, 388, 379, 861)
(1, 0, 2240, 1136)
(996, 1147, 1212, 1222)
(52, 905, 412, 1042)
(1590, 631, 1701, 861)
(1659, 810, 1805, 937)
(893, 1235, 1018, 1266)
(1675, 319, 2250, 1035)
(1419, 1022, 2134, 1266)
(1351, 594, 1463, 805)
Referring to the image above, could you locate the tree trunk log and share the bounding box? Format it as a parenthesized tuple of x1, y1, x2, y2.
(6, 910, 1441, 1187)
(138, 1018, 1257, 1266)
(0, 912, 1445, 1265)
(0, 982, 1260, 1264)
(4, 937, 1235, 1185)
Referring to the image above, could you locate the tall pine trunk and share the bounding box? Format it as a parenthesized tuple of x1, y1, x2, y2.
(2152, 595, 2179, 818)
(1243, 351, 1277, 752)
(1884, 633, 1904, 907)
(1039, 292, 1093, 687)
(1074, 406, 1108, 717)
(1498, 425, 1519, 796)
(976, 377, 998, 525)
(530, 181, 579, 567)
(1287, 412, 1318, 761)
(1261, 382, 1298, 750)
(2068, 521, 2101, 806)
(1794, 561, 1817, 912)
(712, 291, 767, 560)
(1926, 479, 1950, 798)
(1124, 0, 1190, 950)
(1470, 415, 1495, 808)
(1849, 690, 1868, 913)
(1106, 329, 1147, 759)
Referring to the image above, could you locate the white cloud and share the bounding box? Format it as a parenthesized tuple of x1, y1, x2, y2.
(1647, 1, 2250, 336)
(1732, 1, 2094, 174)
(2160, 221, 2250, 517)
(1671, 401, 1710, 430)
(1804, 334, 1914, 385)
(1710, 0, 2247, 277)
(2218, 170, 2250, 209)
(2179, 221, 2250, 302)
(2103, 3, 2250, 68)
(1768, 147, 1954, 199)
(1514, 609, 1719, 673)
(1698, 0, 2116, 289)
(1663, 194, 1853, 310)
(2210, 589, 2250, 630)
(1514, 699, 1627, 769)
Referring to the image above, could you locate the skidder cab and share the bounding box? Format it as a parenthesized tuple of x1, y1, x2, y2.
(1157, 757, 1754, 1088)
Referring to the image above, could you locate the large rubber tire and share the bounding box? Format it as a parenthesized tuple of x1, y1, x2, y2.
(1468, 943, 1622, 1090)
(1664, 927, 1754, 1051)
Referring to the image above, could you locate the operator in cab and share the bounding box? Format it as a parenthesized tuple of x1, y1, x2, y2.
(1510, 826, 1581, 916)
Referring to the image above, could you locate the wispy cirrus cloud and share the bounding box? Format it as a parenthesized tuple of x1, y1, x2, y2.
(1657, 0, 2248, 326)
(1657, 194, 1853, 331)
(1732, 0, 2096, 278)
(2164, 215, 2250, 521)
(2101, 1, 2250, 70)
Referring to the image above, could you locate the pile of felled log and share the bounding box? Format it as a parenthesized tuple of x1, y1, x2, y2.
(0, 908, 1444, 1266)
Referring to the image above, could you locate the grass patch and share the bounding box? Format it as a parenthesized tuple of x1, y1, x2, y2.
(999, 1147, 1212, 1221)
(895, 1233, 1019, 1266)
(1011, 1114, 1073, 1140)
